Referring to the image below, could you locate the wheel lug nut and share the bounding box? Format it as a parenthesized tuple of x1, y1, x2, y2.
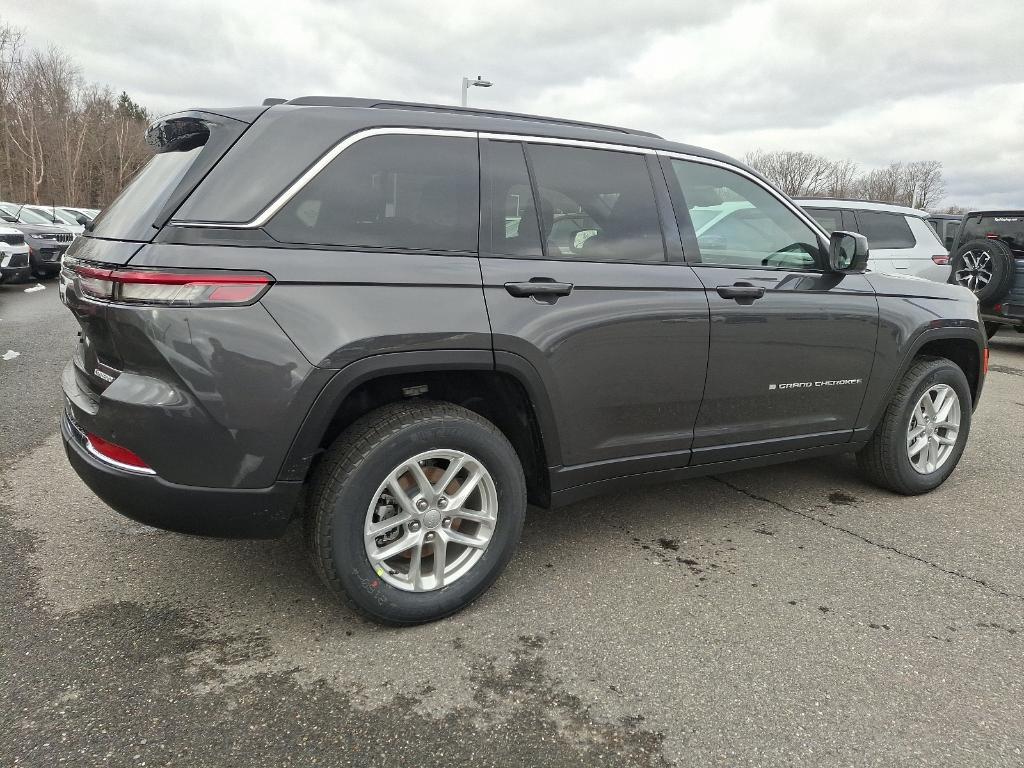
(409, 521, 421, 532)
(442, 517, 452, 528)
(437, 497, 448, 509)
(416, 499, 428, 511)
(424, 532, 435, 542)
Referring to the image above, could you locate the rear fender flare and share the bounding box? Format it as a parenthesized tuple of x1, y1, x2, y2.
(278, 349, 563, 481)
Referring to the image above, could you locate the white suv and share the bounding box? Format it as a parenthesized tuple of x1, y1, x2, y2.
(797, 199, 951, 282)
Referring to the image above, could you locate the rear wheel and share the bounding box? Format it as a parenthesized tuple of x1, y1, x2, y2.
(857, 358, 971, 495)
(306, 401, 526, 625)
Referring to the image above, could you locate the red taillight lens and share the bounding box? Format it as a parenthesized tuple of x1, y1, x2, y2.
(67, 261, 271, 306)
(931, 254, 950, 265)
(86, 432, 152, 471)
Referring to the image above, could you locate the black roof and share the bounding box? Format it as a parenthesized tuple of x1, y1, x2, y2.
(281, 96, 663, 139)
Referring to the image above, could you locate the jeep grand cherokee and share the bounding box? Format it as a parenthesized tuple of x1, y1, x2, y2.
(60, 98, 986, 624)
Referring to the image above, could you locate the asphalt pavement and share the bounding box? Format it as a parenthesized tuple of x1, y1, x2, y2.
(2, 279, 1023, 767)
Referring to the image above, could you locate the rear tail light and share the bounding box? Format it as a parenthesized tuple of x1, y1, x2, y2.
(983, 347, 989, 374)
(931, 254, 950, 265)
(67, 259, 272, 306)
(86, 432, 154, 474)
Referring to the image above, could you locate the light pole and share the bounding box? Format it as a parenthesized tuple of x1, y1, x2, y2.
(461, 75, 493, 107)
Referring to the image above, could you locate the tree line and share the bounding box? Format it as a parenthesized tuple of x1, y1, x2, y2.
(743, 149, 954, 211)
(0, 20, 152, 208)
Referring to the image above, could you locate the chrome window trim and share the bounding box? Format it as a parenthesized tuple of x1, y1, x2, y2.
(169, 127, 830, 242)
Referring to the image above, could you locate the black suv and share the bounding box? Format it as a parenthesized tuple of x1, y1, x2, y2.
(946, 211, 1024, 337)
(60, 98, 986, 624)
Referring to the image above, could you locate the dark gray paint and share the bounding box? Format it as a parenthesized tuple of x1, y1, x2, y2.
(133, 244, 491, 369)
(481, 257, 709, 467)
(689, 265, 878, 461)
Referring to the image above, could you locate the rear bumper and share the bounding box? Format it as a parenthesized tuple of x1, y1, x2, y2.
(61, 410, 301, 538)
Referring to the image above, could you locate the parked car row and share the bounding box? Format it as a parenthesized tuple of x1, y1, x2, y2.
(798, 200, 1024, 338)
(0, 202, 98, 284)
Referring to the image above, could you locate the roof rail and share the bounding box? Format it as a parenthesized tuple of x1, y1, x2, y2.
(280, 96, 662, 139)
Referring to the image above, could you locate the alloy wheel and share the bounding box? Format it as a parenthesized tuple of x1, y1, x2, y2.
(954, 249, 993, 293)
(906, 384, 961, 474)
(363, 449, 498, 592)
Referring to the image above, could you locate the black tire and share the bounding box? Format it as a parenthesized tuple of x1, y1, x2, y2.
(951, 238, 1014, 305)
(856, 358, 971, 495)
(984, 322, 1001, 339)
(306, 401, 526, 625)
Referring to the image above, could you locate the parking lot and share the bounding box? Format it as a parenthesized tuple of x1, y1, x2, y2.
(2, 280, 1023, 767)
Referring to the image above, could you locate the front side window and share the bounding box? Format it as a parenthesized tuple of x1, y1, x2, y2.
(267, 135, 479, 252)
(525, 144, 664, 262)
(671, 159, 822, 269)
(853, 210, 915, 249)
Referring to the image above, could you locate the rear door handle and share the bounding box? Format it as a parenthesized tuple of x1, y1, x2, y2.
(504, 280, 574, 300)
(716, 284, 766, 304)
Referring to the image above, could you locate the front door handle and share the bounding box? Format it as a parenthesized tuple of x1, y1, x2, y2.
(716, 283, 766, 304)
(504, 280, 574, 301)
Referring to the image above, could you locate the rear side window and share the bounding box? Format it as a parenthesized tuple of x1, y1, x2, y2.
(803, 206, 842, 233)
(525, 144, 664, 262)
(267, 135, 479, 253)
(853, 210, 915, 249)
(483, 141, 542, 257)
(961, 215, 1024, 255)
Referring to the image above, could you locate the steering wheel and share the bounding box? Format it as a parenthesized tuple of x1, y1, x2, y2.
(761, 243, 809, 267)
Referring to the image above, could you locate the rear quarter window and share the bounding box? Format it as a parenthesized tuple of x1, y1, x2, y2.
(853, 210, 915, 249)
(266, 134, 479, 253)
(802, 206, 842, 233)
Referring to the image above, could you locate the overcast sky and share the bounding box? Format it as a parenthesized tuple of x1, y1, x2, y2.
(6, 0, 1023, 208)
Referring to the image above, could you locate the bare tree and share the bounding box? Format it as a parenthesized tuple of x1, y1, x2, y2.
(745, 149, 836, 197)
(906, 160, 945, 209)
(745, 148, 948, 209)
(0, 17, 151, 207)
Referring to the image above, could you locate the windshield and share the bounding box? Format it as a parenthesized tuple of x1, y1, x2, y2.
(89, 146, 200, 241)
(16, 207, 54, 225)
(49, 208, 81, 225)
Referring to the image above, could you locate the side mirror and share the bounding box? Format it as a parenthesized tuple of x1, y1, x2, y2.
(828, 231, 869, 273)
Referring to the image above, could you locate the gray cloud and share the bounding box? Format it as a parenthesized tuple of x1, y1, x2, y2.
(8, 0, 1024, 207)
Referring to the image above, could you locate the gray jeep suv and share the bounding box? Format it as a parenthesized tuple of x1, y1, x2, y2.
(60, 98, 986, 624)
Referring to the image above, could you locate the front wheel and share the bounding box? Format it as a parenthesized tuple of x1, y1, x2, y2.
(306, 401, 526, 625)
(856, 358, 972, 495)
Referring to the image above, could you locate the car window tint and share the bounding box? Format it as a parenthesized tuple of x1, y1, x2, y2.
(671, 159, 821, 269)
(962, 215, 1024, 255)
(853, 210, 915, 249)
(803, 207, 842, 233)
(484, 141, 542, 257)
(267, 135, 479, 252)
(525, 144, 664, 262)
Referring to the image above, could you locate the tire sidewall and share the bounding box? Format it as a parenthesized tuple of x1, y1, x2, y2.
(886, 362, 971, 493)
(326, 416, 525, 624)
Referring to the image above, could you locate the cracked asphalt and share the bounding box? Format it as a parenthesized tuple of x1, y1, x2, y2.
(2, 281, 1023, 767)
